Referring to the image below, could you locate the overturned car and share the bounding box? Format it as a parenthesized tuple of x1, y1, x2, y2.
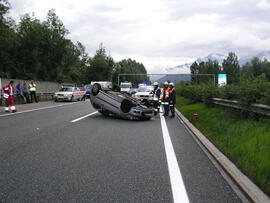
(90, 83, 155, 120)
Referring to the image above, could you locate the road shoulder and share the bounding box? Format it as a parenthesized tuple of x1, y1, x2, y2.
(175, 108, 270, 203)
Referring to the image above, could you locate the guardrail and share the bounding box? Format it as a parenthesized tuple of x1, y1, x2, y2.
(36, 92, 54, 98)
(212, 98, 270, 117)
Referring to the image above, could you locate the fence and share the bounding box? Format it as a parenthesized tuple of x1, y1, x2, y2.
(117, 74, 215, 87)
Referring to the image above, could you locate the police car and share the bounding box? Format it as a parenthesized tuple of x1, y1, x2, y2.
(133, 84, 154, 100)
(54, 87, 86, 102)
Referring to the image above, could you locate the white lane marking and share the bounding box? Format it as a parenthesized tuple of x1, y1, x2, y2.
(71, 111, 98, 123)
(0, 102, 78, 117)
(160, 114, 190, 203)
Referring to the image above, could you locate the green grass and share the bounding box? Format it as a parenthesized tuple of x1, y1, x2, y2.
(176, 96, 270, 195)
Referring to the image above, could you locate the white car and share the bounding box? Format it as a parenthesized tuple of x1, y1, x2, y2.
(54, 87, 86, 102)
(120, 82, 132, 94)
(134, 86, 154, 100)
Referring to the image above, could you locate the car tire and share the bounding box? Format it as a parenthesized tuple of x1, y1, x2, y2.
(120, 99, 133, 113)
(54, 98, 58, 102)
(92, 83, 101, 96)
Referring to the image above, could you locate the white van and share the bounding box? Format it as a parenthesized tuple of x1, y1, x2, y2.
(120, 82, 132, 93)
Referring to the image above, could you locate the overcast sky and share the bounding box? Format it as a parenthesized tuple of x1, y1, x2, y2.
(8, 0, 270, 73)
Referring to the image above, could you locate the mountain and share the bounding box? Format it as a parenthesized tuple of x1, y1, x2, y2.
(239, 51, 270, 66)
(196, 53, 226, 65)
(167, 51, 270, 73)
(156, 74, 191, 84)
(149, 75, 164, 83)
(166, 53, 226, 73)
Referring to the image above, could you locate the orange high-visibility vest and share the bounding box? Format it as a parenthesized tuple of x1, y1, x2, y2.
(169, 87, 175, 94)
(161, 88, 170, 100)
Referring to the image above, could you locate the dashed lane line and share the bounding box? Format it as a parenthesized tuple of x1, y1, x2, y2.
(71, 111, 98, 123)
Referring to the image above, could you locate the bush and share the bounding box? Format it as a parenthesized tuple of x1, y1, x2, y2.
(177, 74, 270, 107)
(176, 82, 219, 105)
(220, 84, 239, 100)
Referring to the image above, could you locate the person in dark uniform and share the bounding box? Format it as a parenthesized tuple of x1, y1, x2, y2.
(169, 82, 176, 117)
(152, 82, 161, 115)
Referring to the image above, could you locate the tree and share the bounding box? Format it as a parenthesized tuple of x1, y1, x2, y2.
(190, 60, 221, 84)
(241, 57, 270, 81)
(0, 0, 17, 78)
(112, 58, 149, 86)
(15, 10, 81, 82)
(222, 52, 240, 84)
(79, 44, 114, 84)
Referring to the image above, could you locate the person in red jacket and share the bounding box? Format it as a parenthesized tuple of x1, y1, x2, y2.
(2, 80, 16, 113)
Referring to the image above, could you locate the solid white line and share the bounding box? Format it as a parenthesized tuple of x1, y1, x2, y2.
(71, 111, 98, 123)
(0, 102, 78, 117)
(160, 114, 189, 203)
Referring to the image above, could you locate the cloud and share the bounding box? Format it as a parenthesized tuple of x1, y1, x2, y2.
(8, 0, 270, 73)
(257, 0, 270, 9)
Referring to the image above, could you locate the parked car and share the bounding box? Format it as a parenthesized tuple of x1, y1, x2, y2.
(133, 85, 154, 100)
(90, 82, 155, 120)
(54, 87, 86, 102)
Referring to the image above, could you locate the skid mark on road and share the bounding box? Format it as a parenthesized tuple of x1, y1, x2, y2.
(160, 114, 189, 203)
(71, 111, 98, 122)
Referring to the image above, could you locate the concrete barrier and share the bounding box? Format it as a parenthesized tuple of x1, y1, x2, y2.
(0, 78, 62, 93)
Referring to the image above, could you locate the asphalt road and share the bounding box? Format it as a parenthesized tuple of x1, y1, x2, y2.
(0, 101, 248, 202)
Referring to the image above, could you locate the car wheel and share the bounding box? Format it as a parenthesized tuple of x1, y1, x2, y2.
(120, 99, 133, 113)
(92, 83, 101, 96)
(54, 98, 58, 102)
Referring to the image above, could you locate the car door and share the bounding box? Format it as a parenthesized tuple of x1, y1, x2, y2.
(75, 88, 80, 100)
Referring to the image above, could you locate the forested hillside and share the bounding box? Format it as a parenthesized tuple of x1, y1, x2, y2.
(0, 0, 147, 85)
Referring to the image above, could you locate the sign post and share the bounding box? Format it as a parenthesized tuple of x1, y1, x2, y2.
(218, 74, 227, 87)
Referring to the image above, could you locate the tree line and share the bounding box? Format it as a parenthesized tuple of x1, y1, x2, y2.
(190, 52, 270, 84)
(177, 52, 270, 106)
(0, 0, 148, 85)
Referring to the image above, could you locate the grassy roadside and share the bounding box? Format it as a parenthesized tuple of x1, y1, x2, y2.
(176, 96, 270, 196)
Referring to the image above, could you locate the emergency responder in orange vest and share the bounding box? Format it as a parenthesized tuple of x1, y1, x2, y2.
(169, 82, 176, 117)
(2, 80, 16, 113)
(161, 81, 170, 116)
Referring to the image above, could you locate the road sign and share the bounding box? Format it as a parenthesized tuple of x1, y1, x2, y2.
(218, 74, 227, 87)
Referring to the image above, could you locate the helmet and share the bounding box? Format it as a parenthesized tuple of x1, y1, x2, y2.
(164, 81, 168, 85)
(169, 82, 174, 86)
(153, 82, 158, 86)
